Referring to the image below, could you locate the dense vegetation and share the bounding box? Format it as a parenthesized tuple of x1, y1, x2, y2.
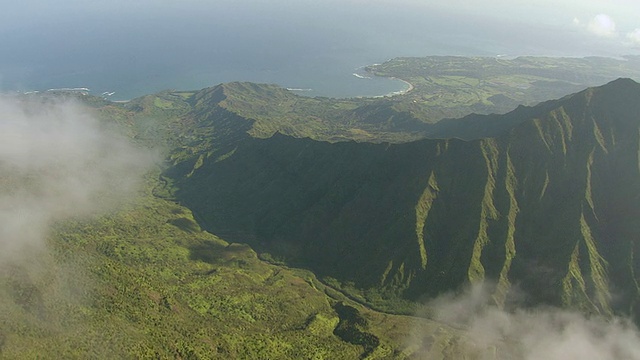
(369, 56, 640, 122)
(2, 172, 426, 358)
(4, 56, 640, 358)
(172, 78, 640, 321)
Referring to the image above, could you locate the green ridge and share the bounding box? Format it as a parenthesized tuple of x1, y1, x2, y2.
(493, 151, 519, 307)
(165, 78, 640, 316)
(562, 242, 593, 310)
(468, 139, 500, 283)
(580, 212, 612, 314)
(592, 117, 608, 153)
(415, 172, 439, 270)
(585, 149, 596, 214)
(11, 61, 640, 358)
(539, 171, 550, 200)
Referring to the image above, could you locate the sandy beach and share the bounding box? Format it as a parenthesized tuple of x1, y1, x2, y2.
(368, 77, 414, 98)
(391, 78, 414, 95)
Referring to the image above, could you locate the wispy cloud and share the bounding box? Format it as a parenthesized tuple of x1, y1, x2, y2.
(0, 93, 157, 355)
(627, 29, 640, 46)
(410, 284, 640, 359)
(0, 96, 155, 263)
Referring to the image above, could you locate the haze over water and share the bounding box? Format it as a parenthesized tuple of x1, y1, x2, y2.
(1, 0, 639, 101)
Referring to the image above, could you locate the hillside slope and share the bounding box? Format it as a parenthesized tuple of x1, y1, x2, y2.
(369, 56, 640, 122)
(172, 78, 640, 319)
(0, 94, 487, 359)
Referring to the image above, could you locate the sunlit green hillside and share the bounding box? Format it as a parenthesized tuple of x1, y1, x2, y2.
(5, 56, 640, 359)
(171, 78, 640, 321)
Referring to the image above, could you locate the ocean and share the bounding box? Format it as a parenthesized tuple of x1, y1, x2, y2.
(0, 2, 634, 101)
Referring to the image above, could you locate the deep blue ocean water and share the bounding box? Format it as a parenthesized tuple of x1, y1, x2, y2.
(0, 2, 633, 101)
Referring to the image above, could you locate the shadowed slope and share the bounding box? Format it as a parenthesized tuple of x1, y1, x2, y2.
(173, 79, 640, 318)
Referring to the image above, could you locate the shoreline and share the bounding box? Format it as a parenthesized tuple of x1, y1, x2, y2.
(388, 77, 414, 96)
(361, 64, 414, 98)
(367, 76, 414, 98)
(8, 66, 416, 103)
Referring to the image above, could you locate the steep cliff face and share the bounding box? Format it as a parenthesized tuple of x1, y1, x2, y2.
(173, 79, 640, 317)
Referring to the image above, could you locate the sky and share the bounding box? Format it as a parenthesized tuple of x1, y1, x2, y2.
(0, 0, 640, 46)
(2, 0, 639, 54)
(365, 0, 640, 54)
(5, 2, 640, 33)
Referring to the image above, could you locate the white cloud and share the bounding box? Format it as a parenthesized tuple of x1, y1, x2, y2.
(0, 96, 155, 263)
(627, 29, 640, 45)
(587, 13, 617, 37)
(410, 284, 640, 359)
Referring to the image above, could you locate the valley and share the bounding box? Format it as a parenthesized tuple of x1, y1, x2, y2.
(3, 56, 640, 358)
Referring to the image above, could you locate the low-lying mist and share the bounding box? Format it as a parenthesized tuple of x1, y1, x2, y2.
(411, 284, 640, 359)
(0, 96, 155, 262)
(0, 95, 155, 354)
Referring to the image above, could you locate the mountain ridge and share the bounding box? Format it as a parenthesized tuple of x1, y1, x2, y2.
(170, 78, 640, 318)
(5, 63, 640, 357)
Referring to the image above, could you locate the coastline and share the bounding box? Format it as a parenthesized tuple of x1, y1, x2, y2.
(360, 64, 414, 98)
(11, 64, 416, 103)
(388, 77, 414, 96)
(367, 76, 414, 98)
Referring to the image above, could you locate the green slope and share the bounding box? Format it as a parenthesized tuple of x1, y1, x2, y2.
(4, 166, 490, 359)
(10, 58, 640, 358)
(369, 56, 640, 122)
(118, 56, 640, 152)
(171, 78, 640, 319)
(2, 92, 504, 359)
